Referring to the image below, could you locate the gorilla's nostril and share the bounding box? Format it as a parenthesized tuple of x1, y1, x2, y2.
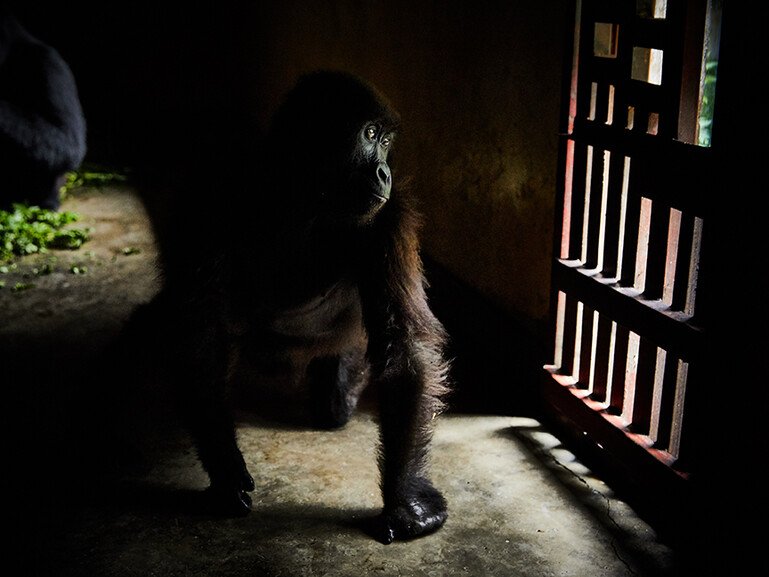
(377, 164, 391, 185)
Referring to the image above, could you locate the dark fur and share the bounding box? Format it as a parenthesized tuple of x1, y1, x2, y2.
(141, 71, 450, 543)
(0, 7, 86, 210)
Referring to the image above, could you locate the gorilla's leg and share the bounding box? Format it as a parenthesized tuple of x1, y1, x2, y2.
(374, 359, 448, 543)
(307, 348, 369, 429)
(184, 396, 255, 516)
(174, 307, 254, 516)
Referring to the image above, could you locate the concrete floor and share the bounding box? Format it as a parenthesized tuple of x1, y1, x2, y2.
(1, 185, 676, 576)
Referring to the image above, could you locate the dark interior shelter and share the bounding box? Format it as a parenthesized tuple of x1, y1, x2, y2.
(1, 0, 764, 575)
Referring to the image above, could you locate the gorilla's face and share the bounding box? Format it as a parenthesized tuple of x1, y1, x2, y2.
(336, 119, 396, 222)
(266, 71, 400, 225)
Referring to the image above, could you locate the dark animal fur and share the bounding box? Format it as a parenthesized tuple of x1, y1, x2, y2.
(0, 7, 86, 210)
(138, 71, 450, 543)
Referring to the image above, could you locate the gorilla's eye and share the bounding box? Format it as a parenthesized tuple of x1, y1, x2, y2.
(365, 125, 378, 141)
(381, 134, 392, 148)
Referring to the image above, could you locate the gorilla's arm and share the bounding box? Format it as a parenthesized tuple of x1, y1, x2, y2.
(360, 190, 450, 543)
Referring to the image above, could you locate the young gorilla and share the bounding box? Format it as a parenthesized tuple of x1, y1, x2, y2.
(154, 71, 450, 543)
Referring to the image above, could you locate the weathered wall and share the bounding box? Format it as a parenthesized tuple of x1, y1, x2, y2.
(19, 0, 569, 337)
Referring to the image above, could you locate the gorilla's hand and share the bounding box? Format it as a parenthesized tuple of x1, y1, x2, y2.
(374, 479, 448, 543)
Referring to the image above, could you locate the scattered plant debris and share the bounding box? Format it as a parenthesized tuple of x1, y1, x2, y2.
(0, 204, 90, 262)
(59, 165, 128, 199)
(10, 282, 34, 292)
(0, 167, 131, 291)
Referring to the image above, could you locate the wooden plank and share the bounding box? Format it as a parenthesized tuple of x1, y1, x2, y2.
(630, 336, 658, 434)
(577, 304, 597, 390)
(558, 293, 580, 378)
(590, 312, 614, 404)
(599, 152, 628, 278)
(619, 173, 642, 287)
(608, 322, 630, 414)
(675, 0, 708, 143)
(566, 142, 587, 261)
(583, 146, 607, 269)
(640, 199, 671, 300)
(670, 211, 695, 311)
(652, 351, 682, 451)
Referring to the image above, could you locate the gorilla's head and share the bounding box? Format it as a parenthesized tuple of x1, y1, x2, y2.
(266, 71, 401, 224)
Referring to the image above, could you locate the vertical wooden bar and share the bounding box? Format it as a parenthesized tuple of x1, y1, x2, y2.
(670, 210, 695, 311)
(551, 291, 567, 369)
(671, 359, 692, 467)
(634, 196, 652, 290)
(568, 142, 590, 261)
(662, 208, 682, 306)
(609, 323, 630, 415)
(619, 164, 642, 287)
(577, 305, 597, 390)
(648, 347, 668, 443)
(600, 152, 627, 279)
(685, 216, 704, 317)
(559, 139, 576, 259)
(606, 84, 616, 125)
(629, 337, 657, 435)
(621, 330, 640, 424)
(675, 0, 708, 143)
(559, 294, 580, 378)
(572, 301, 585, 380)
(651, 350, 681, 450)
(594, 82, 610, 124)
(590, 312, 613, 404)
(583, 148, 607, 269)
(641, 198, 671, 300)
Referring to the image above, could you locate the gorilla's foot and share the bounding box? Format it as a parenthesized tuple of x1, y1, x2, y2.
(373, 480, 448, 544)
(205, 485, 252, 517)
(205, 463, 255, 517)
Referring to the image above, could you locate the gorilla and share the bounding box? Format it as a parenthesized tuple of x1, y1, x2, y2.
(0, 6, 86, 210)
(140, 71, 450, 543)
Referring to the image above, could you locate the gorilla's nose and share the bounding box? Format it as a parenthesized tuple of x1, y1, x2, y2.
(376, 163, 391, 187)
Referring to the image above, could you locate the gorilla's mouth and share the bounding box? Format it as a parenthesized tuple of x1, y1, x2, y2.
(371, 189, 389, 203)
(367, 176, 391, 203)
(344, 175, 390, 209)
